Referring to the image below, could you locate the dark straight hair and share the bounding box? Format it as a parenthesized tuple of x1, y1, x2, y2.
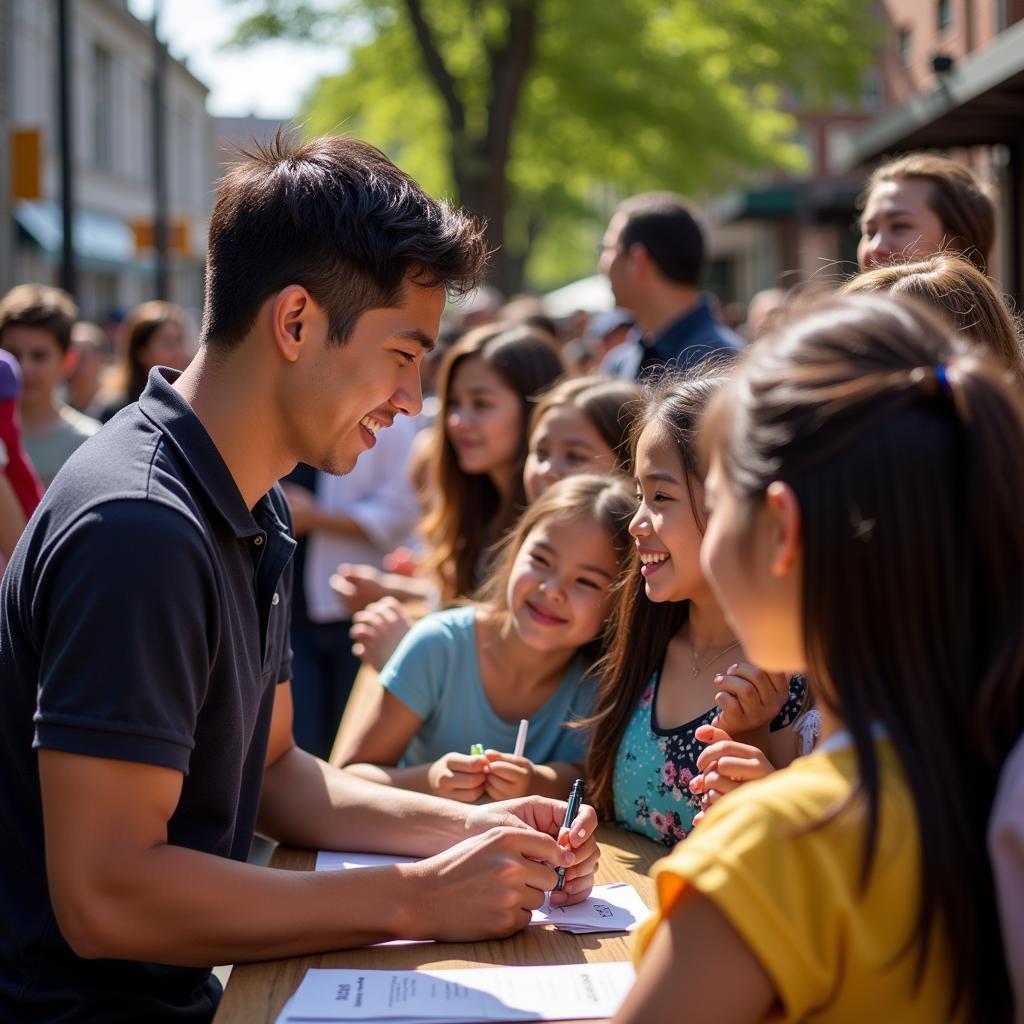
(421, 323, 565, 602)
(583, 366, 731, 818)
(202, 132, 487, 349)
(704, 293, 1022, 1020)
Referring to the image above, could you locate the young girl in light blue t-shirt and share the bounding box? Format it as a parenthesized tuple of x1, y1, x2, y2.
(336, 474, 634, 802)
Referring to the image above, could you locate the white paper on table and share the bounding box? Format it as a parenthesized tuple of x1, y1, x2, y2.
(532, 883, 651, 933)
(315, 851, 419, 872)
(315, 851, 649, 936)
(277, 961, 636, 1023)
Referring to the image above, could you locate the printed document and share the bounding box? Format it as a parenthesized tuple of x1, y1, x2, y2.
(276, 961, 636, 1023)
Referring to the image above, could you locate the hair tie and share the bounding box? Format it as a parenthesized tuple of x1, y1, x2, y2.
(935, 364, 951, 395)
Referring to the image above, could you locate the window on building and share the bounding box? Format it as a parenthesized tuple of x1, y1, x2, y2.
(898, 27, 912, 64)
(938, 0, 952, 32)
(92, 45, 114, 172)
(861, 68, 882, 111)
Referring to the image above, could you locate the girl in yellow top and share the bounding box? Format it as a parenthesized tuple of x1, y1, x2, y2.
(616, 293, 1021, 1023)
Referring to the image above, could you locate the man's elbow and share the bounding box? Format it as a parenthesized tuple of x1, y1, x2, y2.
(51, 887, 132, 961)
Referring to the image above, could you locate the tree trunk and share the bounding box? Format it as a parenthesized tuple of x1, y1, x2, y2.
(403, 0, 538, 297)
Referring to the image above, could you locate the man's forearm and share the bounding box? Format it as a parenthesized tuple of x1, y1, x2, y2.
(257, 745, 468, 856)
(66, 844, 414, 966)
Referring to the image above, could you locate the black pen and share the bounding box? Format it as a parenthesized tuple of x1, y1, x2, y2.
(555, 778, 585, 892)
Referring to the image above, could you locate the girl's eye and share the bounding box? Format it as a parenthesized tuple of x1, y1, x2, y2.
(397, 351, 417, 365)
(891, 222, 913, 232)
(529, 552, 550, 567)
(575, 577, 602, 591)
(534, 447, 549, 461)
(653, 491, 670, 503)
(473, 400, 493, 413)
(566, 451, 588, 466)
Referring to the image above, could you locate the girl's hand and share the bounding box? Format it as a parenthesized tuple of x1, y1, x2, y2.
(350, 597, 413, 671)
(689, 724, 774, 825)
(426, 751, 489, 802)
(330, 563, 389, 613)
(712, 662, 791, 735)
(481, 750, 536, 801)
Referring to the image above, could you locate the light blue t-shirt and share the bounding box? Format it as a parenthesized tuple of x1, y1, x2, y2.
(380, 606, 594, 766)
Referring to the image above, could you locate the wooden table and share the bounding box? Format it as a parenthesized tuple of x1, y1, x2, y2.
(213, 824, 664, 1024)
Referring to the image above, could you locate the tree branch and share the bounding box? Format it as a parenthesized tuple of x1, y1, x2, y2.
(401, 0, 466, 137)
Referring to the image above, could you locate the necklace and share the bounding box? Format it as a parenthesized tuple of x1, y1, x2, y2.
(690, 638, 740, 678)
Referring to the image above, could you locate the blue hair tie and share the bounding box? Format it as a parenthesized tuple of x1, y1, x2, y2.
(935, 364, 951, 395)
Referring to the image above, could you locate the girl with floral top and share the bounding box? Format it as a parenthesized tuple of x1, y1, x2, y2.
(584, 369, 805, 846)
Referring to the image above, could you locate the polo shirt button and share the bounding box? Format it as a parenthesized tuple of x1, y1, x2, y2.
(272, 592, 280, 606)
(253, 535, 264, 546)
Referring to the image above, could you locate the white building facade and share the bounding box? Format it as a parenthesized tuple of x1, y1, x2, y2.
(1, 0, 214, 320)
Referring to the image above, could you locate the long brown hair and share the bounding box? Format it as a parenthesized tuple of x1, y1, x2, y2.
(119, 301, 188, 403)
(841, 254, 1023, 377)
(584, 366, 732, 818)
(475, 473, 636, 668)
(859, 153, 995, 273)
(705, 293, 1021, 1020)
(421, 323, 564, 602)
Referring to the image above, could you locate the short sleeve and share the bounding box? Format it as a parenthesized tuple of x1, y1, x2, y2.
(378, 611, 455, 721)
(634, 783, 836, 1020)
(32, 500, 219, 773)
(770, 674, 807, 731)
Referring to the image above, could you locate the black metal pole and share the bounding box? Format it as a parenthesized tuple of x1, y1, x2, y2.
(57, 0, 75, 297)
(152, 0, 169, 299)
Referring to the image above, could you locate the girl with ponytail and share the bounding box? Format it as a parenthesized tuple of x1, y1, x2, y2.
(616, 293, 1022, 1023)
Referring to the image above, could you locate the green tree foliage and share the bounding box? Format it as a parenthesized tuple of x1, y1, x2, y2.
(229, 0, 877, 291)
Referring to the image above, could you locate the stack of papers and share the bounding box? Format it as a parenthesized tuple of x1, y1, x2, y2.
(314, 851, 650, 935)
(275, 962, 636, 1023)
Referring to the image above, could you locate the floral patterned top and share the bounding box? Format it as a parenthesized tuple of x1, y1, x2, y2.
(612, 665, 806, 846)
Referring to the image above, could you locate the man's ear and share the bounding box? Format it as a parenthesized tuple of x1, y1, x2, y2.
(270, 286, 313, 364)
(765, 481, 801, 578)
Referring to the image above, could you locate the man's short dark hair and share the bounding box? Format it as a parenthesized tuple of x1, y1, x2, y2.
(202, 133, 488, 348)
(616, 192, 706, 287)
(0, 284, 78, 353)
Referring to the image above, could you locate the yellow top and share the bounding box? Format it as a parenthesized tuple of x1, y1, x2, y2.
(634, 737, 961, 1023)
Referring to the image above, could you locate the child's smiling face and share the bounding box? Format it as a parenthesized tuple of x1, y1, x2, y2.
(629, 421, 709, 605)
(506, 514, 619, 653)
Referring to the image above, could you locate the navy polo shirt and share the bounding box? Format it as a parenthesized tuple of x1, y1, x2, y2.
(604, 294, 742, 380)
(0, 368, 294, 1022)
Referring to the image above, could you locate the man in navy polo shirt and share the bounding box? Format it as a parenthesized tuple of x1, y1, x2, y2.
(598, 192, 742, 380)
(0, 136, 600, 1023)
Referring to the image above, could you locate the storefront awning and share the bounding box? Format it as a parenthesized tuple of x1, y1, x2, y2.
(712, 182, 863, 224)
(13, 199, 152, 273)
(841, 18, 1024, 165)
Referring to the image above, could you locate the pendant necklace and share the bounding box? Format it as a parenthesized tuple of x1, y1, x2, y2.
(690, 639, 740, 678)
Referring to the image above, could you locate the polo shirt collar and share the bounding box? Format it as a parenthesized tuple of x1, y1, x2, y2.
(137, 367, 269, 541)
(646, 294, 716, 361)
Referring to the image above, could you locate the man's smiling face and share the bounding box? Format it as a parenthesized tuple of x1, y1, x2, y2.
(284, 276, 444, 476)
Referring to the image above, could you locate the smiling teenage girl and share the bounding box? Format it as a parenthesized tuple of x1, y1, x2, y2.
(585, 370, 805, 846)
(616, 294, 1021, 1023)
(336, 475, 634, 809)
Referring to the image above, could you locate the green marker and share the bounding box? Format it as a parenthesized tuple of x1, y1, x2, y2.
(470, 743, 485, 755)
